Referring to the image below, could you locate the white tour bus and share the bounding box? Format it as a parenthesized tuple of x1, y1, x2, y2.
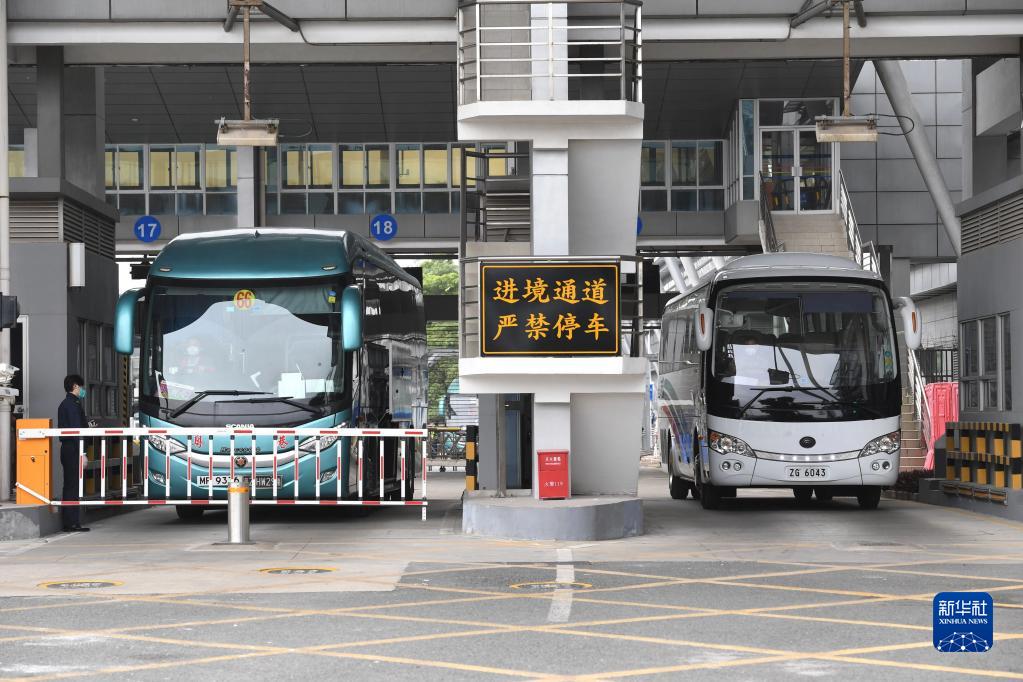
(657, 253, 921, 510)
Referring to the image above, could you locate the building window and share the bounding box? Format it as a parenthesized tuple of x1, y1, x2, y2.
(669, 140, 724, 211)
(1003, 314, 1012, 411)
(758, 99, 835, 126)
(740, 99, 755, 200)
(8, 145, 25, 179)
(961, 315, 1012, 412)
(961, 320, 980, 410)
(641, 141, 665, 187)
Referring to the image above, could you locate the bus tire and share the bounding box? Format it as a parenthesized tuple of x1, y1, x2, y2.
(815, 488, 834, 502)
(857, 487, 882, 510)
(695, 456, 721, 510)
(669, 470, 689, 500)
(175, 505, 204, 522)
(793, 487, 813, 504)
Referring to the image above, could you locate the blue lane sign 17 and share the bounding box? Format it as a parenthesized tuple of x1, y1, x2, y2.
(370, 213, 398, 242)
(933, 592, 993, 652)
(133, 215, 161, 243)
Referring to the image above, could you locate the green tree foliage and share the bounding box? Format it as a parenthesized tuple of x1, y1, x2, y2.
(422, 261, 461, 423)
(422, 259, 459, 296)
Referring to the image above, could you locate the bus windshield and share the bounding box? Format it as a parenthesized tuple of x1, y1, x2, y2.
(141, 281, 345, 424)
(707, 282, 899, 422)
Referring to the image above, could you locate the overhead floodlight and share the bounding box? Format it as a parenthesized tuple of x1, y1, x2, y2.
(815, 115, 878, 143)
(216, 117, 280, 146)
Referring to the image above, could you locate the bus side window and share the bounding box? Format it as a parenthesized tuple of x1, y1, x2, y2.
(685, 311, 696, 363)
(660, 314, 676, 370)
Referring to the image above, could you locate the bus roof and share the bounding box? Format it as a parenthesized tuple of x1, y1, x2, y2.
(663, 252, 882, 310)
(714, 252, 882, 284)
(148, 228, 414, 285)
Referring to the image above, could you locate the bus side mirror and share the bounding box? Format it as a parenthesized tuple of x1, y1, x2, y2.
(115, 288, 144, 354)
(695, 307, 714, 352)
(341, 285, 363, 352)
(896, 297, 922, 350)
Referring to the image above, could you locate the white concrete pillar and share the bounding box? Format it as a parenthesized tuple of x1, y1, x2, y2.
(236, 147, 259, 228)
(680, 257, 700, 287)
(531, 398, 570, 499)
(531, 148, 570, 255)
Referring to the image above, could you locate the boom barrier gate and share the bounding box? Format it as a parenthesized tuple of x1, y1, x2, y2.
(15, 425, 431, 520)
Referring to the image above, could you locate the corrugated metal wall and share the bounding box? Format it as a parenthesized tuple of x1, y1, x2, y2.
(10, 197, 116, 259)
(961, 190, 1023, 254)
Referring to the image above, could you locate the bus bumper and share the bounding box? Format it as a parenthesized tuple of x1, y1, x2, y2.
(707, 450, 899, 487)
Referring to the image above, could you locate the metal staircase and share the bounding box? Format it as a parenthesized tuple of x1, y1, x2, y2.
(460, 148, 532, 244)
(760, 170, 930, 471)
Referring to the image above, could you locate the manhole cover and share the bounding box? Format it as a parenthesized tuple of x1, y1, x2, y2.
(259, 567, 336, 575)
(509, 581, 591, 591)
(39, 580, 122, 590)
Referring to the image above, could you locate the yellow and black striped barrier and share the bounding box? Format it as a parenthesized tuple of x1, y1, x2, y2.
(465, 425, 479, 491)
(944, 422, 1022, 490)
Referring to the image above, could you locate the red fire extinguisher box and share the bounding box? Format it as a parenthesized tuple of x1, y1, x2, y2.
(537, 450, 570, 500)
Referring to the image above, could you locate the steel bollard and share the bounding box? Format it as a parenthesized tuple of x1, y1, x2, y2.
(226, 476, 251, 544)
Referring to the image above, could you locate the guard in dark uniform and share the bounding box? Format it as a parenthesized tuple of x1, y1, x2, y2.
(57, 374, 90, 532)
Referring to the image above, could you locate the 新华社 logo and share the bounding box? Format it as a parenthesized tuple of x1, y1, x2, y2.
(933, 592, 993, 652)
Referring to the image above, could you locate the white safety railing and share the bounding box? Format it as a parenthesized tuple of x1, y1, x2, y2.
(457, 0, 642, 105)
(838, 169, 880, 274)
(838, 170, 932, 468)
(906, 347, 934, 465)
(16, 426, 430, 520)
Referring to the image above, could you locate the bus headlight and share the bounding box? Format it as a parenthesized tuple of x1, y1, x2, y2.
(708, 431, 755, 457)
(147, 434, 186, 455)
(860, 431, 900, 458)
(298, 435, 340, 453)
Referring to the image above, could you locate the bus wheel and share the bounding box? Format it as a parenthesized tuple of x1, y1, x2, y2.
(695, 457, 721, 510)
(669, 470, 689, 500)
(857, 487, 882, 510)
(175, 505, 204, 522)
(793, 487, 813, 504)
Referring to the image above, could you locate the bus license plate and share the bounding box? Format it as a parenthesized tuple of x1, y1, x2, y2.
(786, 467, 829, 480)
(196, 475, 280, 488)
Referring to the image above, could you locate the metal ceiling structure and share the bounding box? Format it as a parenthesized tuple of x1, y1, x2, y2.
(7, 58, 858, 144)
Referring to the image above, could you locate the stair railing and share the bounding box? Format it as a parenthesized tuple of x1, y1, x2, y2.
(906, 342, 934, 467)
(839, 170, 931, 468)
(838, 169, 879, 274)
(758, 172, 783, 253)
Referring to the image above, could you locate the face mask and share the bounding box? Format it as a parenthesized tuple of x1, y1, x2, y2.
(77, 387, 87, 399)
(186, 346, 200, 356)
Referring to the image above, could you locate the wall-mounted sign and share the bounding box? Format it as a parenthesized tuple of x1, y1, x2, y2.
(480, 261, 620, 356)
(370, 213, 398, 241)
(133, 215, 161, 243)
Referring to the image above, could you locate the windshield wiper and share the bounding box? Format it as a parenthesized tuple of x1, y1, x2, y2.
(737, 386, 884, 420)
(812, 397, 885, 420)
(221, 396, 319, 415)
(737, 386, 803, 419)
(169, 390, 270, 419)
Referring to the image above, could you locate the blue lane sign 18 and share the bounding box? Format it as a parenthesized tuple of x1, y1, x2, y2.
(133, 216, 161, 243)
(370, 213, 398, 242)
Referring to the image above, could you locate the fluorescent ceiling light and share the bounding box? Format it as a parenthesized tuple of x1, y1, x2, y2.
(216, 117, 279, 146)
(815, 115, 878, 143)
